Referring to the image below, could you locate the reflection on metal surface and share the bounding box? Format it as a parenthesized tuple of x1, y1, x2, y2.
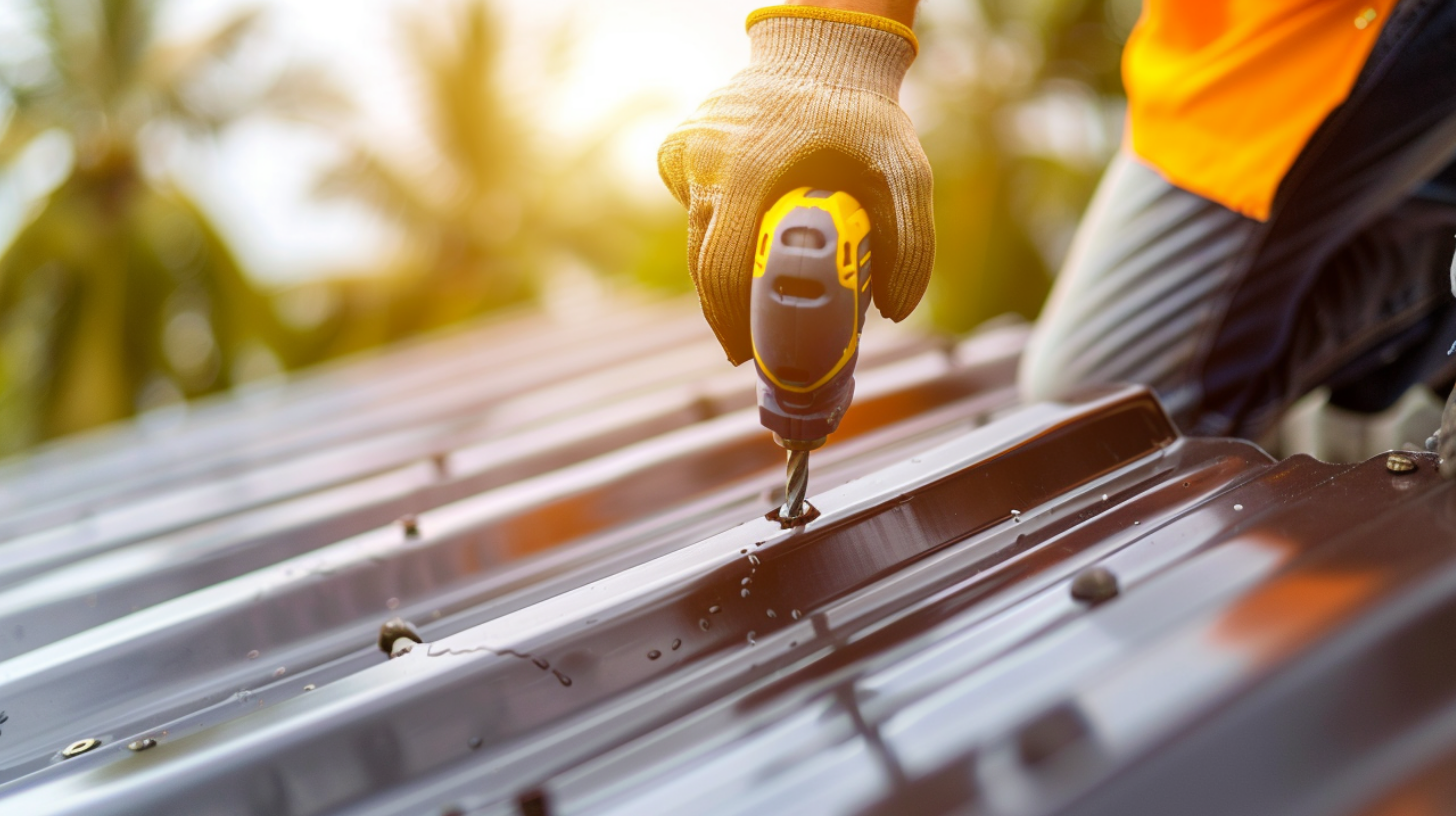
(0, 301, 1453, 815)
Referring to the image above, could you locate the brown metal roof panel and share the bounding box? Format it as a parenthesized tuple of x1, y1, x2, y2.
(556, 451, 1456, 816)
(2, 302, 1445, 816)
(0, 299, 709, 490)
(0, 358, 1017, 787)
(0, 301, 709, 513)
(0, 329, 1019, 663)
(0, 387, 1249, 815)
(3, 299, 939, 534)
(0, 312, 935, 553)
(0, 315, 722, 540)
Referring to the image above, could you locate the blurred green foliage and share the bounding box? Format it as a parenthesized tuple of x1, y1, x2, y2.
(303, 0, 689, 361)
(306, 0, 536, 354)
(0, 0, 337, 452)
(0, 0, 1133, 453)
(916, 0, 1132, 333)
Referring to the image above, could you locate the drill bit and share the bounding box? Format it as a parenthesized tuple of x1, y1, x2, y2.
(782, 449, 809, 520)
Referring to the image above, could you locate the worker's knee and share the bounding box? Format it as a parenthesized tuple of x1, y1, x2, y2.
(1017, 327, 1092, 405)
(1018, 320, 1205, 424)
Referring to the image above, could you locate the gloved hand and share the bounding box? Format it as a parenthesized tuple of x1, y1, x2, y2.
(658, 5, 934, 365)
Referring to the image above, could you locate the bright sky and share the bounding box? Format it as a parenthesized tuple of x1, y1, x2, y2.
(158, 0, 765, 285)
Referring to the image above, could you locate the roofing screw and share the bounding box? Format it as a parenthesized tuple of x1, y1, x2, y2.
(690, 394, 718, 422)
(399, 514, 420, 538)
(378, 617, 423, 658)
(1017, 703, 1091, 767)
(1070, 567, 1120, 606)
(61, 738, 101, 758)
(1387, 453, 1417, 474)
(127, 738, 156, 752)
(518, 789, 550, 816)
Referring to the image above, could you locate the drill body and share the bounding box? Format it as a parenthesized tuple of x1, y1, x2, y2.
(750, 188, 872, 519)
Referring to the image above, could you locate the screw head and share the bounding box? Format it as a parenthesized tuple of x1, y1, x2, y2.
(1387, 453, 1417, 474)
(1070, 567, 1120, 605)
(378, 616, 422, 656)
(398, 514, 420, 538)
(61, 738, 101, 758)
(127, 738, 156, 752)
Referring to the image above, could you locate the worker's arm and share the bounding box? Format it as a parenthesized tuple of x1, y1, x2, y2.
(658, 1, 933, 365)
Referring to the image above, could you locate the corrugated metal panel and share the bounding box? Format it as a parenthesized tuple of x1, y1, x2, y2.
(0, 300, 1019, 805)
(2, 298, 1454, 816)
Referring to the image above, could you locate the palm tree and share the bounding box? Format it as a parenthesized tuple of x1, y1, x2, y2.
(0, 0, 337, 453)
(312, 0, 533, 346)
(312, 0, 688, 358)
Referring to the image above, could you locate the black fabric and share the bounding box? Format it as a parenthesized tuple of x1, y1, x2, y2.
(1191, 0, 1456, 436)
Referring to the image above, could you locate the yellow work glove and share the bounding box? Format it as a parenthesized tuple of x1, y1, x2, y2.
(658, 5, 934, 365)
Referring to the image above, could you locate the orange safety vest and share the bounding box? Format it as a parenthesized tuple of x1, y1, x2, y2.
(1123, 0, 1396, 221)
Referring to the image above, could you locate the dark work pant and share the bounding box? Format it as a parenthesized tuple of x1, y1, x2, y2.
(1021, 0, 1456, 439)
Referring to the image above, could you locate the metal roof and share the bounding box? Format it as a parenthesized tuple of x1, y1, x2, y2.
(1, 298, 1454, 816)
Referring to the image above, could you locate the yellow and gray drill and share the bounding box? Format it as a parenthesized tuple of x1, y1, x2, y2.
(751, 188, 873, 522)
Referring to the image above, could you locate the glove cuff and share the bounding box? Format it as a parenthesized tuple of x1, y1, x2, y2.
(747, 6, 919, 55)
(745, 6, 917, 98)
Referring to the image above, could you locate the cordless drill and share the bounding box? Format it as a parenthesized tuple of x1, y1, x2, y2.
(751, 188, 873, 522)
